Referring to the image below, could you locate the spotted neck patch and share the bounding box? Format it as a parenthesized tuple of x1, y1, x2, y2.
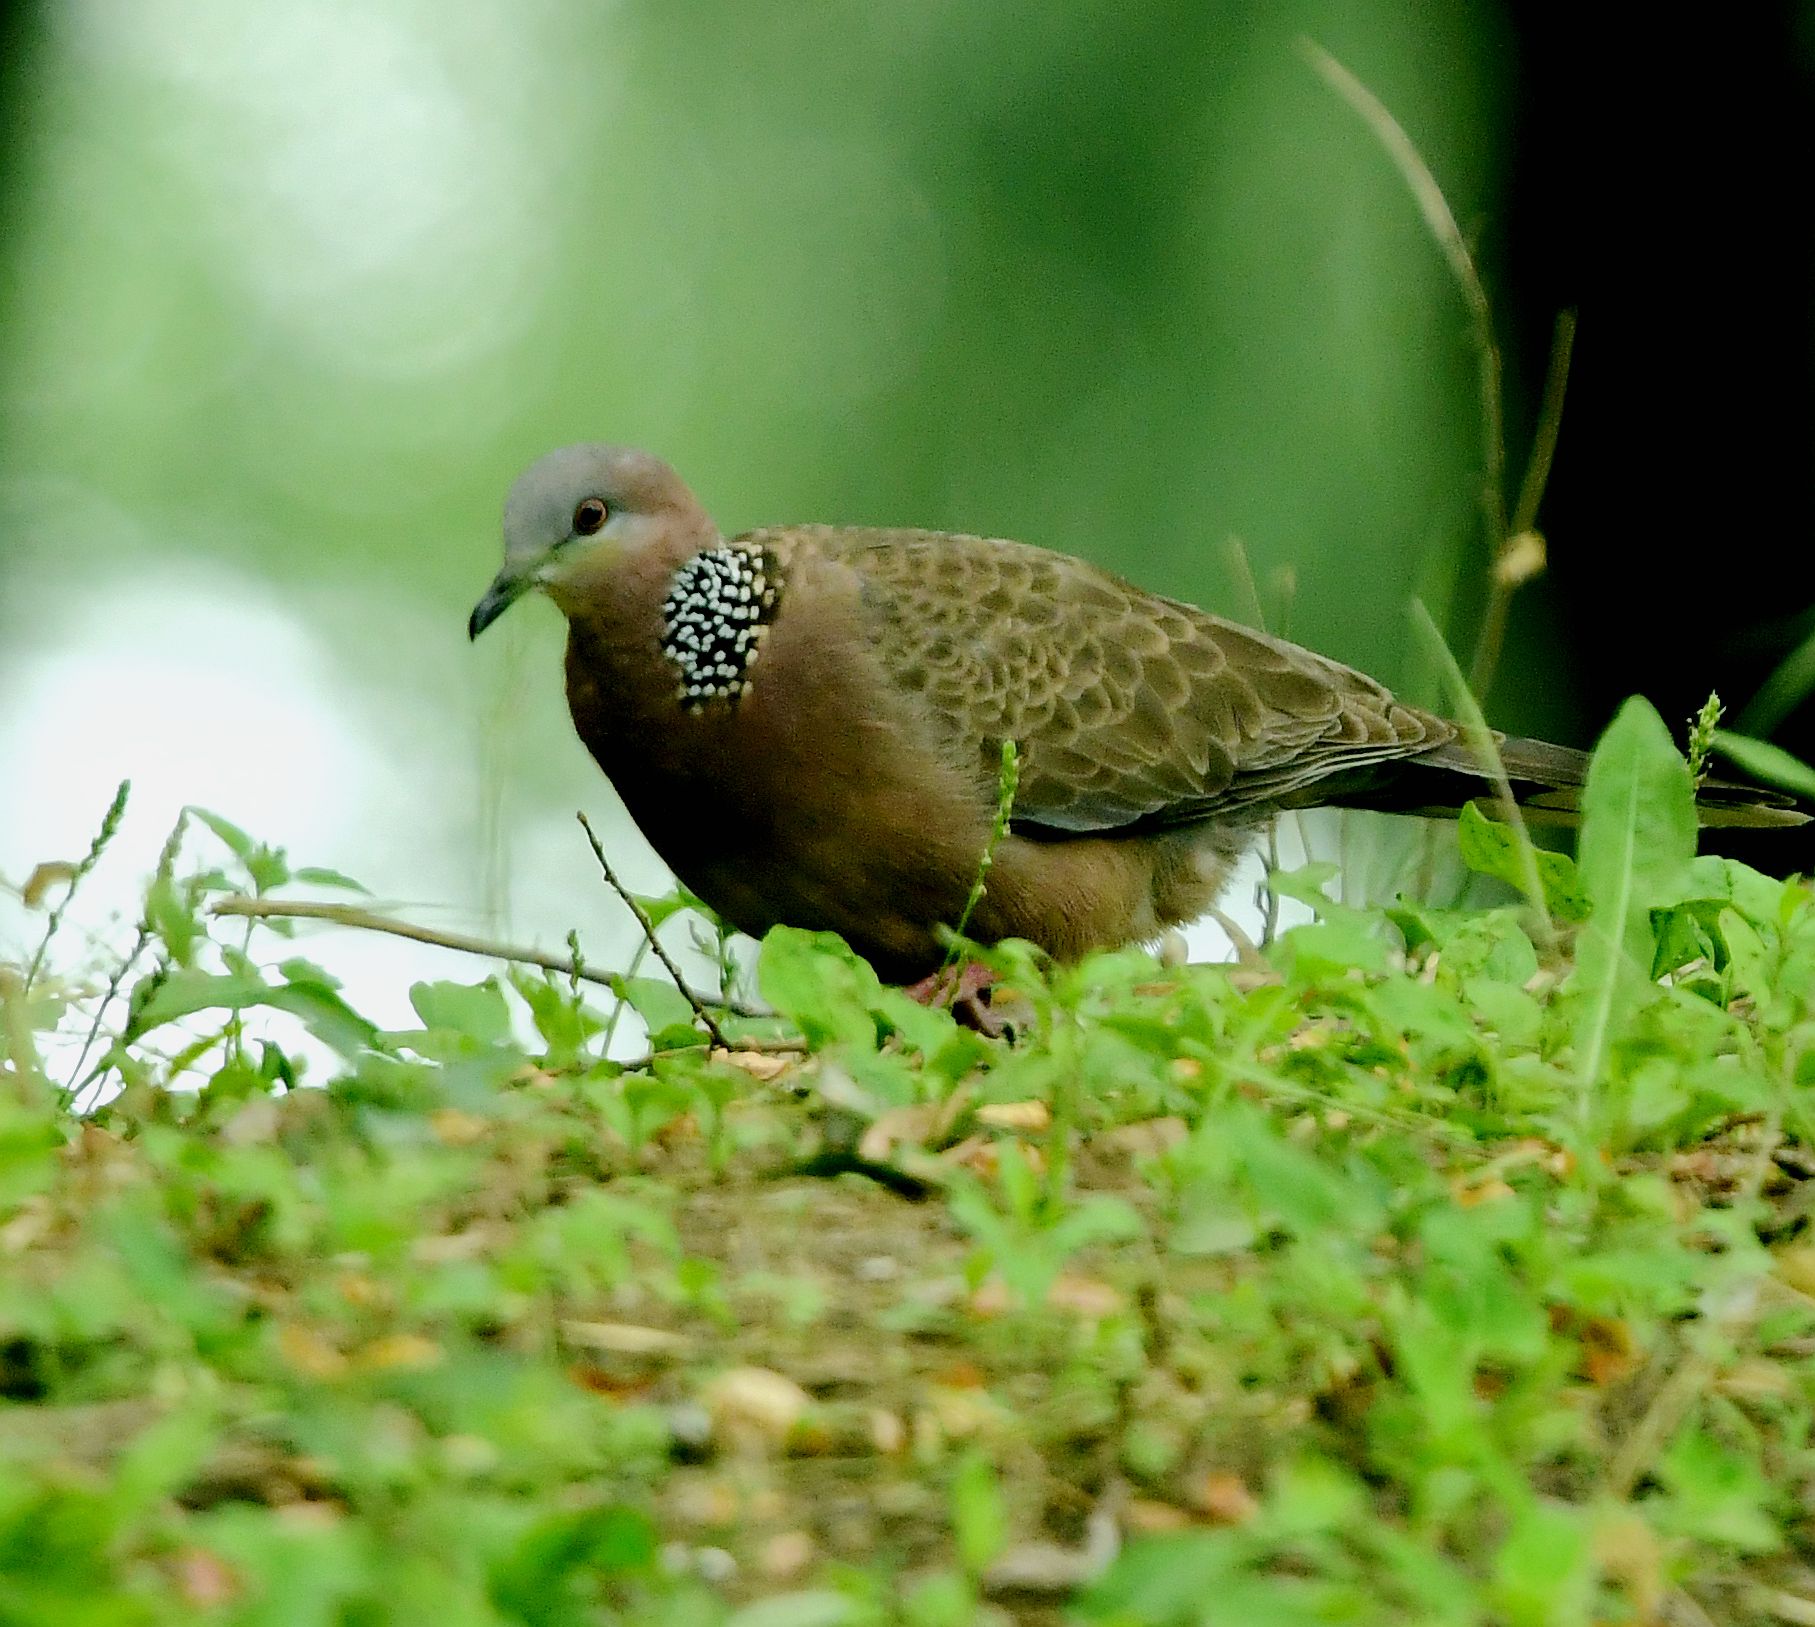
(659, 545, 784, 708)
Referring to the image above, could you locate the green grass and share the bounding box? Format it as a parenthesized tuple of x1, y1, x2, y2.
(3, 698, 1815, 1626)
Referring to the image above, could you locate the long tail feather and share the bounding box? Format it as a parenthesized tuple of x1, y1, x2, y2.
(1326, 734, 1810, 829)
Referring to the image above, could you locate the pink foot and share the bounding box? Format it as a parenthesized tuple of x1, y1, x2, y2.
(904, 963, 1029, 1039)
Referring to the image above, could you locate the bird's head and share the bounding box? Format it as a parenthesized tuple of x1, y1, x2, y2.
(468, 444, 716, 639)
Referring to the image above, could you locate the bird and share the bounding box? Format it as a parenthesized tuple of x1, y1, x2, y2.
(469, 444, 1802, 982)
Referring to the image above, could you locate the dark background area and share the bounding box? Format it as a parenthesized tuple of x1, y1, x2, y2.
(1503, 2, 1815, 762)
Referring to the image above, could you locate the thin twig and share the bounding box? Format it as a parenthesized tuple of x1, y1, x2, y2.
(638, 1034, 809, 1067)
(577, 813, 729, 1049)
(208, 895, 767, 1019)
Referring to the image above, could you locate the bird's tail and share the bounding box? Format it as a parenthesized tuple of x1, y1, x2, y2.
(1336, 734, 1809, 830)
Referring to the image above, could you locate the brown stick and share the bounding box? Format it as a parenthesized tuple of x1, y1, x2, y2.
(208, 895, 767, 1020)
(577, 813, 730, 1050)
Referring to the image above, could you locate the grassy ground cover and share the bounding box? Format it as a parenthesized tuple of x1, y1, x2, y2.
(3, 698, 1814, 1626)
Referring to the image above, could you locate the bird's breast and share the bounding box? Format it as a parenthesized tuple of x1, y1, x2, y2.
(561, 550, 993, 966)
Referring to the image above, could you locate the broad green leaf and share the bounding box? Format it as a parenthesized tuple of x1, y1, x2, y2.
(277, 957, 340, 990)
(1655, 1427, 1781, 1553)
(1718, 909, 1773, 1006)
(512, 970, 604, 1064)
(1571, 697, 1696, 1088)
(757, 927, 883, 1048)
(489, 1502, 658, 1622)
(1270, 915, 1388, 979)
(1265, 862, 1342, 911)
(1457, 803, 1587, 920)
(409, 978, 511, 1044)
(129, 968, 377, 1056)
(0, 1100, 64, 1207)
(1577, 698, 1696, 923)
(611, 975, 698, 1038)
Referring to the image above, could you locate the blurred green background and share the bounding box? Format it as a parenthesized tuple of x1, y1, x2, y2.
(0, 0, 1580, 991)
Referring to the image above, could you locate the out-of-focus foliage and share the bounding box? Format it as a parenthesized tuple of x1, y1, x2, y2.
(0, 1, 1519, 927)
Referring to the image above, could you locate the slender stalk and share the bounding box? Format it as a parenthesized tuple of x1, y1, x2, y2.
(577, 813, 729, 1050)
(25, 779, 130, 991)
(1304, 40, 1577, 708)
(1303, 40, 1508, 554)
(949, 742, 1021, 954)
(1409, 601, 1559, 960)
(209, 895, 766, 1020)
(1471, 312, 1577, 695)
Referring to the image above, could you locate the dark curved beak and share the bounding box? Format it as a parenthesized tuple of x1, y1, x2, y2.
(468, 565, 532, 640)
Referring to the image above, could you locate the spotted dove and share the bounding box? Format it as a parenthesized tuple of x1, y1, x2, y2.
(469, 444, 1800, 980)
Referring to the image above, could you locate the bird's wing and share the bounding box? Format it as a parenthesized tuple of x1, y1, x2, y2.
(743, 526, 1454, 834)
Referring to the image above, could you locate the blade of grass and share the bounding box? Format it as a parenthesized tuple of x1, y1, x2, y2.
(1408, 601, 1559, 960)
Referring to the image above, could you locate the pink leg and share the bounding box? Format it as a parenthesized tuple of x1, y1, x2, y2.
(904, 962, 1028, 1039)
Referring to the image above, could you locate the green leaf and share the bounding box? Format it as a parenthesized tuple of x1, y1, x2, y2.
(1709, 728, 1815, 801)
(1265, 862, 1342, 911)
(1081, 1531, 1241, 1619)
(0, 1100, 64, 1207)
(1271, 915, 1388, 979)
(277, 957, 340, 990)
(144, 872, 200, 966)
(1718, 909, 1773, 1005)
(185, 805, 254, 861)
(1655, 1427, 1781, 1553)
(950, 1448, 1007, 1575)
(611, 976, 698, 1038)
(1571, 697, 1697, 1086)
(1490, 1499, 1593, 1627)
(489, 1504, 658, 1624)
(512, 971, 604, 1064)
(1232, 1113, 1366, 1238)
(244, 844, 291, 892)
(1457, 803, 1587, 920)
(757, 927, 883, 1048)
(630, 890, 696, 930)
(408, 978, 512, 1045)
(129, 968, 377, 1056)
(268, 980, 378, 1056)
(1047, 1194, 1145, 1256)
(293, 866, 371, 893)
(1578, 698, 1696, 923)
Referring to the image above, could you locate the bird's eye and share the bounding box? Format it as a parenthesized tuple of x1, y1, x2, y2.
(572, 497, 610, 536)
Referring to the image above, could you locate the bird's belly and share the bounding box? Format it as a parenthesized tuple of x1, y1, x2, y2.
(587, 701, 991, 981)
